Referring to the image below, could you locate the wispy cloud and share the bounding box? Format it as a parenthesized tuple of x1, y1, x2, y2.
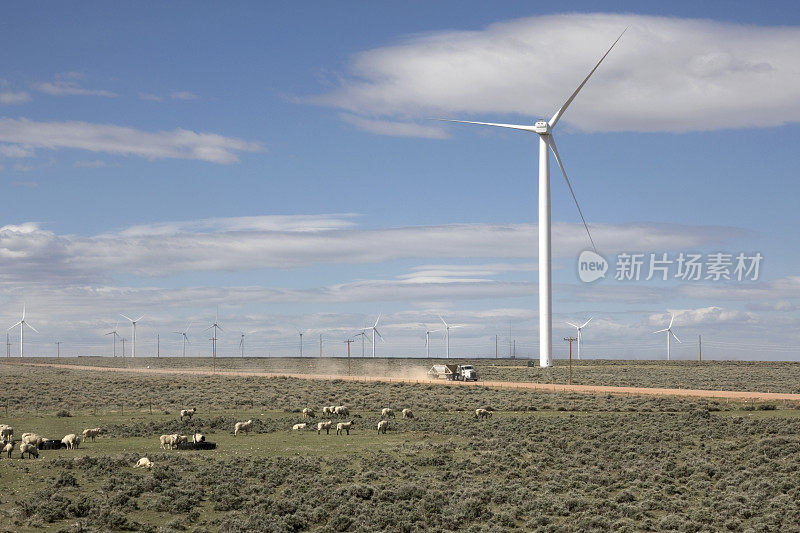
(33, 72, 117, 97)
(73, 160, 111, 168)
(0, 144, 33, 158)
(341, 114, 448, 139)
(0, 117, 264, 164)
(311, 13, 800, 134)
(170, 91, 200, 101)
(0, 90, 31, 104)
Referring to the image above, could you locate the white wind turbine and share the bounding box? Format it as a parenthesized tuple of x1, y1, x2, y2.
(105, 321, 121, 357)
(298, 330, 304, 358)
(654, 313, 681, 361)
(173, 322, 191, 357)
(239, 331, 246, 358)
(8, 304, 38, 358)
(421, 324, 441, 358)
(361, 314, 384, 358)
(120, 314, 144, 358)
(439, 316, 465, 359)
(354, 331, 370, 358)
(566, 317, 593, 360)
(438, 30, 626, 368)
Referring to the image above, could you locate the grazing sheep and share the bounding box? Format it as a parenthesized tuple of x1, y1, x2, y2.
(381, 408, 395, 419)
(402, 408, 414, 419)
(19, 442, 39, 459)
(336, 420, 354, 435)
(322, 406, 335, 416)
(192, 433, 205, 444)
(234, 419, 253, 436)
(302, 408, 315, 420)
(378, 420, 388, 434)
(0, 425, 12, 443)
(82, 428, 101, 442)
(334, 406, 349, 418)
(3, 441, 13, 458)
(180, 408, 197, 421)
(134, 457, 153, 469)
(176, 435, 189, 446)
(316, 420, 332, 435)
(21, 433, 45, 447)
(475, 408, 492, 419)
(292, 423, 307, 431)
(61, 434, 80, 450)
(159, 434, 178, 450)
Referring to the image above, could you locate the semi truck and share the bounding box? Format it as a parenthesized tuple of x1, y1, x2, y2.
(427, 364, 479, 382)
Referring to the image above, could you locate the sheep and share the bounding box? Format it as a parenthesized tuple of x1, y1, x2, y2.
(19, 442, 39, 459)
(302, 408, 315, 420)
(234, 419, 253, 436)
(334, 405, 349, 418)
(336, 420, 354, 435)
(0, 424, 12, 443)
(180, 408, 196, 421)
(381, 408, 395, 419)
(176, 435, 189, 446)
(378, 420, 388, 434)
(61, 434, 80, 450)
(402, 408, 414, 419)
(21, 433, 45, 447)
(3, 441, 13, 458)
(82, 428, 101, 442)
(475, 408, 492, 419)
(322, 406, 335, 416)
(192, 433, 205, 444)
(316, 420, 332, 435)
(292, 423, 307, 431)
(159, 434, 178, 450)
(134, 457, 153, 469)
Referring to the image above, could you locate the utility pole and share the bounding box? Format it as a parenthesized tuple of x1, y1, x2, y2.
(564, 336, 577, 385)
(210, 335, 217, 372)
(56, 341, 62, 360)
(699, 335, 702, 362)
(319, 334, 322, 358)
(157, 334, 160, 358)
(512, 339, 516, 359)
(495, 334, 498, 359)
(299, 332, 304, 358)
(6, 333, 10, 358)
(121, 338, 126, 359)
(344, 339, 354, 376)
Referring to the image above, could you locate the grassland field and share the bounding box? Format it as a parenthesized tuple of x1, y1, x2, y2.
(2, 358, 800, 532)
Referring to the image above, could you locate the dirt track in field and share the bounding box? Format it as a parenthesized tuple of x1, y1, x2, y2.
(10, 361, 800, 401)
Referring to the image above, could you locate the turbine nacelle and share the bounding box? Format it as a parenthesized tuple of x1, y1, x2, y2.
(533, 120, 551, 135)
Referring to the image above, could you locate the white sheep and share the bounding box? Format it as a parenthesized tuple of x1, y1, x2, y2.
(322, 406, 334, 416)
(21, 433, 45, 447)
(336, 420, 354, 435)
(292, 423, 307, 431)
(3, 441, 13, 458)
(192, 433, 205, 444)
(180, 408, 197, 421)
(316, 420, 332, 435)
(302, 408, 315, 420)
(234, 419, 253, 436)
(61, 434, 80, 450)
(381, 408, 395, 418)
(134, 457, 153, 469)
(377, 420, 388, 434)
(334, 405, 349, 418)
(475, 408, 492, 419)
(82, 428, 101, 442)
(402, 408, 414, 419)
(159, 434, 178, 450)
(19, 442, 39, 459)
(176, 435, 189, 446)
(0, 424, 12, 443)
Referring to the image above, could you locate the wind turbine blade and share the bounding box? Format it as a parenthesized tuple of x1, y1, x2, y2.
(374, 313, 381, 328)
(185, 321, 192, 333)
(581, 317, 594, 329)
(21, 304, 25, 320)
(8, 321, 22, 330)
(120, 314, 133, 322)
(450, 325, 465, 329)
(548, 28, 627, 128)
(26, 322, 39, 334)
(653, 328, 668, 334)
(435, 119, 535, 132)
(135, 315, 144, 322)
(203, 324, 213, 332)
(375, 329, 384, 341)
(439, 315, 448, 328)
(670, 330, 681, 343)
(668, 313, 675, 329)
(217, 325, 224, 332)
(545, 135, 597, 253)
(566, 322, 579, 329)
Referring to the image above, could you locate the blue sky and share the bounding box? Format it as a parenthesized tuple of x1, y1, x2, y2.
(1, 1, 799, 359)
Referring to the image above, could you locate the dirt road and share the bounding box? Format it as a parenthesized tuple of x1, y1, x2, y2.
(11, 361, 800, 401)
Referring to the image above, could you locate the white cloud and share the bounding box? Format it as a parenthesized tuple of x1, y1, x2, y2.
(341, 114, 448, 139)
(0, 144, 33, 158)
(650, 306, 755, 327)
(0, 117, 263, 164)
(311, 13, 800, 134)
(33, 72, 117, 97)
(170, 91, 200, 100)
(0, 91, 31, 104)
(73, 160, 111, 168)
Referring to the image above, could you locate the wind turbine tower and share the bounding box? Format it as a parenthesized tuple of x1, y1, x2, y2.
(439, 31, 625, 367)
(566, 317, 593, 360)
(120, 314, 144, 358)
(421, 324, 441, 358)
(174, 322, 191, 357)
(654, 313, 681, 361)
(8, 305, 38, 358)
(362, 314, 384, 358)
(105, 323, 121, 357)
(439, 316, 464, 359)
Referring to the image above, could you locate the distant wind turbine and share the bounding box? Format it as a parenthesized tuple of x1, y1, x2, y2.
(8, 304, 38, 358)
(120, 314, 144, 358)
(204, 311, 223, 362)
(361, 314, 384, 358)
(439, 316, 464, 359)
(239, 331, 246, 358)
(298, 330, 304, 358)
(566, 317, 593, 360)
(354, 331, 370, 358)
(421, 324, 441, 358)
(438, 30, 626, 367)
(105, 321, 121, 357)
(173, 321, 191, 357)
(654, 313, 681, 361)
